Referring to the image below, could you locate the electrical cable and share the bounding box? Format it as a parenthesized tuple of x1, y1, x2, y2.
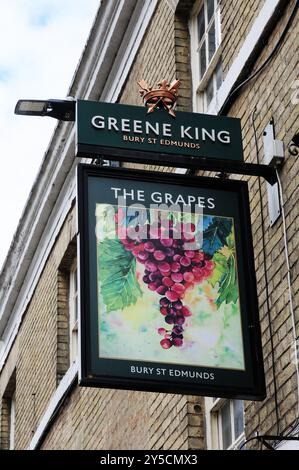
(219, 0, 299, 449)
(239, 435, 261, 450)
(275, 169, 299, 420)
(221, 1, 299, 113)
(285, 405, 299, 433)
(285, 417, 299, 437)
(251, 108, 280, 436)
(240, 433, 299, 450)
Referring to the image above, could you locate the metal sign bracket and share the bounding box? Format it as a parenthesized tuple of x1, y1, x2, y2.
(76, 144, 279, 186)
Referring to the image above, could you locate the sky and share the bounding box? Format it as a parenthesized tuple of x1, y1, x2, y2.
(0, 0, 100, 270)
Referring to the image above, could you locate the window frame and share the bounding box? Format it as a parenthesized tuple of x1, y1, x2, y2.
(205, 397, 245, 450)
(190, 0, 222, 113)
(69, 259, 78, 363)
(0, 371, 16, 450)
(9, 392, 16, 450)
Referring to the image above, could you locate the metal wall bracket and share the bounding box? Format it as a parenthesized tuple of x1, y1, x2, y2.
(263, 120, 284, 226)
(76, 144, 278, 185)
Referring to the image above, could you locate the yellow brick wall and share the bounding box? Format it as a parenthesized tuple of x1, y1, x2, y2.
(41, 390, 204, 450)
(0, 0, 205, 451)
(41, 0, 205, 450)
(0, 338, 18, 449)
(120, 0, 178, 174)
(15, 252, 58, 448)
(120, 1, 176, 106)
(41, 388, 151, 450)
(221, 0, 267, 75)
(192, 0, 298, 441)
(0, 206, 77, 449)
(225, 0, 299, 439)
(0, 398, 10, 449)
(1, 0, 298, 451)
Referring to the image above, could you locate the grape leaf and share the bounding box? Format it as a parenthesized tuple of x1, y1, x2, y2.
(226, 231, 235, 250)
(202, 217, 232, 256)
(215, 254, 239, 308)
(98, 238, 142, 312)
(209, 251, 227, 287)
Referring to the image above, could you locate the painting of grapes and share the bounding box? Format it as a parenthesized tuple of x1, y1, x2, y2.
(96, 204, 245, 371)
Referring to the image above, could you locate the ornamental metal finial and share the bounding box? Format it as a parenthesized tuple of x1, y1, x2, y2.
(137, 79, 181, 117)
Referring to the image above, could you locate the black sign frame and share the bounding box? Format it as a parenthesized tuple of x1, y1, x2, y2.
(77, 163, 266, 400)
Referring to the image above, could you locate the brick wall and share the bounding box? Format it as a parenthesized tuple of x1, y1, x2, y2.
(120, 0, 299, 446)
(1, 0, 298, 451)
(0, 206, 77, 449)
(120, 0, 193, 113)
(120, 1, 176, 106)
(41, 390, 205, 450)
(0, 398, 10, 449)
(221, 0, 266, 75)
(40, 387, 151, 450)
(15, 243, 60, 448)
(0, 0, 205, 451)
(0, 367, 16, 449)
(188, 0, 298, 444)
(221, 0, 299, 442)
(57, 240, 77, 384)
(41, 0, 205, 451)
(120, 0, 177, 174)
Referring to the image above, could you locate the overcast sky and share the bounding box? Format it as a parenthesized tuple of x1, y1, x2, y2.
(0, 0, 100, 270)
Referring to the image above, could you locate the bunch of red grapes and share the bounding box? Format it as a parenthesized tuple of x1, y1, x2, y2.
(117, 214, 214, 349)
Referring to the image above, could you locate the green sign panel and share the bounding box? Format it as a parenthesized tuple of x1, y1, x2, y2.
(76, 100, 244, 162)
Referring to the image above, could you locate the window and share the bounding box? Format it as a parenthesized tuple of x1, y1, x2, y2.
(57, 238, 77, 382)
(9, 392, 16, 450)
(0, 371, 16, 450)
(69, 260, 78, 363)
(190, 0, 223, 112)
(205, 398, 245, 449)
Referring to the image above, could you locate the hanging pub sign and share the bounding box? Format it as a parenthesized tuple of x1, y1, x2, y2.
(76, 100, 244, 165)
(78, 164, 266, 400)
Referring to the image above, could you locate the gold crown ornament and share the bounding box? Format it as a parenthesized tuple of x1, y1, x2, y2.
(138, 79, 181, 117)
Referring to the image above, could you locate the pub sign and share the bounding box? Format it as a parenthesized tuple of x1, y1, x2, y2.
(78, 164, 265, 400)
